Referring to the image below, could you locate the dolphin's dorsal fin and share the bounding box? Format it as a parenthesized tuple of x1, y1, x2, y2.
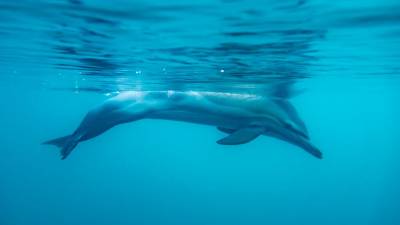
(264, 80, 303, 99)
(217, 126, 264, 145)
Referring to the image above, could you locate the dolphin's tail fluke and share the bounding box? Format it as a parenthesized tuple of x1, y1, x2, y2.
(43, 134, 79, 160)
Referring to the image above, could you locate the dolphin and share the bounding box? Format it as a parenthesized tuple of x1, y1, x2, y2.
(43, 91, 322, 159)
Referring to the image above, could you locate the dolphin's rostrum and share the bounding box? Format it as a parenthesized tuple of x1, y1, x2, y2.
(43, 91, 322, 160)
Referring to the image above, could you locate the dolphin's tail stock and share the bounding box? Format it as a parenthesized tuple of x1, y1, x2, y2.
(43, 134, 80, 160)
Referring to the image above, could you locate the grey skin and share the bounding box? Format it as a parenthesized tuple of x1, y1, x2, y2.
(44, 91, 322, 159)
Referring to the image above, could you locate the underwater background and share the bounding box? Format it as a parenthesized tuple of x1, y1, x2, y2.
(0, 0, 400, 224)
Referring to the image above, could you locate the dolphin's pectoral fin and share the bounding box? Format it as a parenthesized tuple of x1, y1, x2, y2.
(217, 126, 264, 145)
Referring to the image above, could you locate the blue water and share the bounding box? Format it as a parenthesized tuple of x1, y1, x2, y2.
(1, 0, 400, 225)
